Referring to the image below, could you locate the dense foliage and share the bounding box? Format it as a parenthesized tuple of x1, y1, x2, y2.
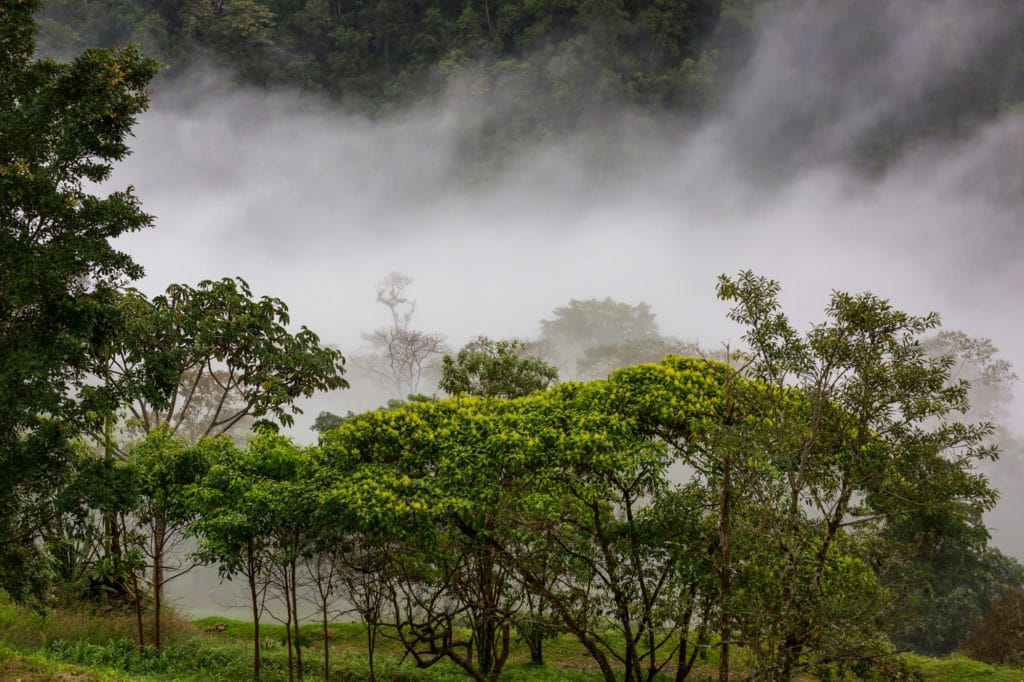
(33, 0, 1024, 161)
(0, 0, 157, 603)
(185, 274, 1012, 681)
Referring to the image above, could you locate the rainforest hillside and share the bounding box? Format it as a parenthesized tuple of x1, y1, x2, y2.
(35, 0, 1024, 165)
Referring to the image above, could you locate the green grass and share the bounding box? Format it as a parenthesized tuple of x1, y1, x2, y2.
(908, 653, 1024, 681)
(0, 641, 140, 681)
(1, 598, 1022, 681)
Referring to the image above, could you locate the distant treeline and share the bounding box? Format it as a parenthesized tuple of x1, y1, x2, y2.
(35, 0, 1024, 163)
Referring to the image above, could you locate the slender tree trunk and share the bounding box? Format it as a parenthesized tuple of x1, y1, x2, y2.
(524, 618, 544, 665)
(322, 599, 330, 681)
(489, 624, 510, 682)
(675, 583, 699, 682)
(105, 509, 122, 578)
(284, 567, 295, 682)
(154, 569, 162, 651)
(130, 569, 144, 651)
(718, 451, 732, 682)
(291, 559, 303, 681)
(153, 526, 164, 651)
(247, 543, 261, 680)
(474, 561, 496, 675)
(367, 618, 377, 682)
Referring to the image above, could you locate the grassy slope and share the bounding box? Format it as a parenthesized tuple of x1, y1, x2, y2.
(0, 643, 125, 681)
(1, 600, 1022, 681)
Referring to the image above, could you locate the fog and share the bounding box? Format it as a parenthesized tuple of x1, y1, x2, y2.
(102, 0, 1024, 609)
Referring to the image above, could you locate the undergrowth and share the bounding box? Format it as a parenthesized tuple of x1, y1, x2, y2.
(2, 595, 1024, 681)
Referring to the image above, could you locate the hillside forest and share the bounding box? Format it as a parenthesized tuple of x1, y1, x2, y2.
(4, 0, 1024, 680)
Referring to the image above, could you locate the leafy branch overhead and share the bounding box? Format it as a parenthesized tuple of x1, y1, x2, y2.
(100, 277, 348, 440)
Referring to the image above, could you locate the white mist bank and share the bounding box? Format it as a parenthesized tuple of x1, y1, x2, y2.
(103, 2, 1024, 595)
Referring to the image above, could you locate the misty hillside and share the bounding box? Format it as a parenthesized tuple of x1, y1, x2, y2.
(35, 0, 1024, 169)
(6, 0, 1024, 680)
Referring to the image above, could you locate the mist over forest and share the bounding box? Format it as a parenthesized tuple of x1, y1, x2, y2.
(4, 0, 1024, 679)
(59, 0, 1024, 540)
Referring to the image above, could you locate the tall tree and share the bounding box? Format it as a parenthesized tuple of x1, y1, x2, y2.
(711, 270, 998, 680)
(358, 272, 447, 398)
(0, 0, 157, 602)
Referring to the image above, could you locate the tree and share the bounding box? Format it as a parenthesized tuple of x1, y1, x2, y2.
(439, 336, 558, 398)
(319, 400, 523, 681)
(311, 410, 351, 434)
(102, 278, 349, 445)
(539, 297, 661, 378)
(576, 336, 701, 380)
(189, 432, 308, 681)
(319, 357, 733, 682)
(924, 330, 1017, 424)
(888, 331, 1022, 655)
(0, 0, 157, 602)
(124, 428, 210, 650)
(485, 358, 730, 682)
(710, 270, 998, 680)
(73, 278, 348, 600)
(541, 297, 660, 351)
(357, 272, 448, 398)
(436, 334, 559, 666)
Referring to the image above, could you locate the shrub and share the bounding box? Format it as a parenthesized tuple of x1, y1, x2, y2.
(963, 587, 1024, 666)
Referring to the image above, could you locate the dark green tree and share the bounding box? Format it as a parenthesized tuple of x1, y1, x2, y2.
(311, 410, 351, 434)
(887, 331, 1023, 655)
(713, 271, 999, 680)
(0, 0, 157, 602)
(439, 336, 558, 398)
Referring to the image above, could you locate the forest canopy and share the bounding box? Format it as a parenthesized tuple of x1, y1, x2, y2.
(33, 0, 1024, 164)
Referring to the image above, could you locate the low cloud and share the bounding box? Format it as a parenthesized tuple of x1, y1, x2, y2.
(109, 0, 1024, 554)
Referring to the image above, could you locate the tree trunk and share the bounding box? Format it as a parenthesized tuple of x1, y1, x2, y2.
(291, 559, 303, 681)
(130, 569, 144, 651)
(675, 583, 701, 682)
(247, 543, 261, 680)
(322, 601, 330, 681)
(367, 619, 377, 682)
(154, 569, 162, 651)
(524, 623, 544, 665)
(153, 525, 164, 651)
(718, 451, 732, 682)
(284, 568, 294, 682)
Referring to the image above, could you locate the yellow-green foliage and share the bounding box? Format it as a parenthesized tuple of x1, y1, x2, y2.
(316, 355, 734, 521)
